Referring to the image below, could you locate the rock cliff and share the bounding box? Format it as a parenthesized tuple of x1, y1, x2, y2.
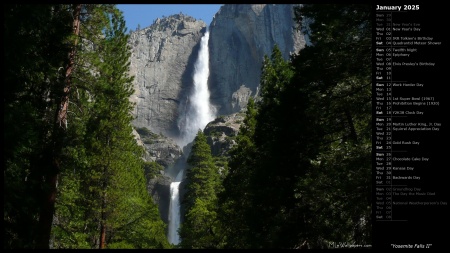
(128, 5, 305, 142)
(128, 14, 206, 140)
(135, 127, 183, 169)
(203, 113, 244, 157)
(134, 126, 187, 224)
(209, 4, 305, 115)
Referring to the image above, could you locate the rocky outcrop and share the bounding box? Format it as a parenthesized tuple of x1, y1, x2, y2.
(147, 174, 172, 224)
(145, 135, 183, 169)
(132, 128, 145, 147)
(203, 112, 245, 157)
(128, 14, 206, 140)
(135, 127, 184, 224)
(209, 4, 305, 115)
(231, 85, 253, 112)
(135, 127, 183, 170)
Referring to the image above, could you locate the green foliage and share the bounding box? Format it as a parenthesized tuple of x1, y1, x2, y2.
(48, 5, 169, 249)
(247, 47, 300, 248)
(218, 4, 371, 249)
(213, 156, 229, 179)
(209, 129, 223, 138)
(218, 97, 258, 249)
(289, 4, 372, 247)
(179, 131, 224, 248)
(4, 4, 73, 248)
(4, 4, 169, 249)
(105, 160, 171, 249)
(143, 161, 164, 180)
(184, 131, 219, 208)
(180, 198, 222, 249)
(136, 127, 157, 137)
(136, 127, 160, 144)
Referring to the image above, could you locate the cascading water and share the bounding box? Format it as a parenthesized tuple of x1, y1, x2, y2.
(168, 170, 183, 245)
(168, 27, 215, 245)
(178, 28, 216, 148)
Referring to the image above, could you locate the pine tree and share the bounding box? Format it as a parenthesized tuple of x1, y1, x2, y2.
(51, 5, 170, 249)
(179, 130, 222, 248)
(218, 97, 258, 248)
(4, 4, 73, 248)
(248, 45, 299, 248)
(290, 4, 372, 247)
(183, 131, 219, 211)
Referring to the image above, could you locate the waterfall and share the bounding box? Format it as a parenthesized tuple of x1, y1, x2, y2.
(178, 28, 215, 147)
(168, 170, 183, 245)
(168, 27, 215, 245)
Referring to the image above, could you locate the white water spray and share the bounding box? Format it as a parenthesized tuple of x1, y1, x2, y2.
(178, 28, 215, 147)
(168, 27, 215, 245)
(168, 170, 183, 245)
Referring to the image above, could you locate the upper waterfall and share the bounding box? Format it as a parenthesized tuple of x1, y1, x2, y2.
(177, 28, 216, 147)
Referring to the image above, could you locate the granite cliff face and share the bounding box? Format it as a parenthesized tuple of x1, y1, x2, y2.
(129, 14, 206, 140)
(128, 5, 305, 142)
(209, 4, 305, 115)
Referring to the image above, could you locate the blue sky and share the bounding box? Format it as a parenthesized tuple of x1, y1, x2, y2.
(117, 4, 223, 32)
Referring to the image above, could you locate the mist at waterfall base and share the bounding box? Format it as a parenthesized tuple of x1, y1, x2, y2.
(168, 29, 215, 245)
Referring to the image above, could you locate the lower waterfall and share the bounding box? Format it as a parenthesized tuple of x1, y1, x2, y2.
(168, 169, 183, 245)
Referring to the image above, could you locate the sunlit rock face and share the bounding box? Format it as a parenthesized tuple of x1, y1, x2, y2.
(128, 14, 206, 140)
(209, 4, 305, 115)
(128, 5, 305, 140)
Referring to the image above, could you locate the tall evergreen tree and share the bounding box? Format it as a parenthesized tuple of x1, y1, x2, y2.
(4, 4, 73, 248)
(218, 97, 258, 248)
(51, 5, 170, 249)
(249, 45, 300, 248)
(35, 4, 83, 249)
(289, 4, 372, 247)
(179, 130, 222, 248)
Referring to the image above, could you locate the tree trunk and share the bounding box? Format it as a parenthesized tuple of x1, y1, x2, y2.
(344, 109, 358, 142)
(99, 162, 109, 249)
(99, 189, 107, 249)
(35, 4, 82, 249)
(57, 4, 82, 129)
(99, 222, 107, 249)
(35, 163, 59, 249)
